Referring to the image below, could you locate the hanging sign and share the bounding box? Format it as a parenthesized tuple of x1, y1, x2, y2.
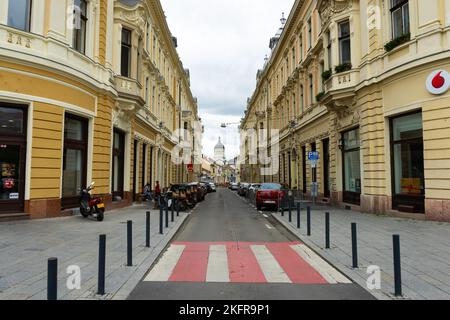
(426, 70, 450, 95)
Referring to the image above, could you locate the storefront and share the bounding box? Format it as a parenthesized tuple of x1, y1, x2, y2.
(342, 128, 361, 205)
(0, 103, 27, 213)
(390, 112, 425, 213)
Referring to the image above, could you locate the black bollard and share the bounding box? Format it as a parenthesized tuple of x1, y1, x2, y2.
(307, 206, 311, 236)
(165, 204, 169, 228)
(127, 221, 132, 267)
(288, 198, 292, 223)
(146, 211, 151, 248)
(281, 206, 285, 217)
(159, 206, 163, 235)
(171, 201, 174, 222)
(297, 202, 301, 229)
(325, 212, 330, 249)
(351, 223, 358, 268)
(176, 199, 180, 217)
(393, 235, 402, 297)
(47, 258, 58, 300)
(98, 235, 106, 295)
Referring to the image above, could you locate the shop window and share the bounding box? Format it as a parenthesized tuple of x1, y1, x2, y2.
(112, 129, 125, 201)
(72, 0, 88, 54)
(391, 112, 424, 213)
(7, 0, 32, 32)
(391, 0, 409, 39)
(0, 104, 27, 213)
(342, 128, 361, 205)
(62, 114, 88, 209)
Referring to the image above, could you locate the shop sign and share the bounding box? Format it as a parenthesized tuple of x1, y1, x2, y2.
(187, 164, 194, 172)
(9, 193, 19, 200)
(426, 70, 450, 95)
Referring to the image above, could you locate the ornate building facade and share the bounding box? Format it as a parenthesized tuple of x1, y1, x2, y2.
(0, 0, 201, 220)
(241, 0, 450, 222)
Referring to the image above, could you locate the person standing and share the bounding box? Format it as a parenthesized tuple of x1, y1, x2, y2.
(154, 181, 161, 209)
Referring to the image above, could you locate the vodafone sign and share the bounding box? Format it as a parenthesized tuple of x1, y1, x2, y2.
(426, 70, 450, 95)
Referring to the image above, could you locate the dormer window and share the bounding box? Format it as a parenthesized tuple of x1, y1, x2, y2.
(7, 0, 32, 32)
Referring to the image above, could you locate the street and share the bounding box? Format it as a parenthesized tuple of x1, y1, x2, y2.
(128, 188, 375, 300)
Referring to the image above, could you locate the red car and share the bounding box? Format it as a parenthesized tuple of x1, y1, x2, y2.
(256, 183, 288, 211)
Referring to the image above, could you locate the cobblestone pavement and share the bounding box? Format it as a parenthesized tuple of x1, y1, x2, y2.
(265, 204, 450, 300)
(0, 204, 189, 300)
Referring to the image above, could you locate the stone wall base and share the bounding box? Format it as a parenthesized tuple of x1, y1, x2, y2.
(425, 199, 450, 222)
(360, 194, 391, 214)
(25, 199, 61, 219)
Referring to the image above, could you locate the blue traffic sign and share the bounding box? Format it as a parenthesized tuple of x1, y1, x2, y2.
(308, 151, 319, 161)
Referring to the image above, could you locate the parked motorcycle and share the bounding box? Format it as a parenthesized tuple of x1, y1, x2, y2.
(79, 182, 105, 222)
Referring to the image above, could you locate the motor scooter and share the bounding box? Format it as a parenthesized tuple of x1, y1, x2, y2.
(79, 182, 105, 222)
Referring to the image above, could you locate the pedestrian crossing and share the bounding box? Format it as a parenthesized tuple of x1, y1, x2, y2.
(144, 242, 351, 284)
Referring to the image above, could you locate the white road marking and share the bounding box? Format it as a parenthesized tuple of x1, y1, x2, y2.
(263, 214, 268, 218)
(265, 224, 274, 230)
(144, 245, 185, 282)
(206, 245, 230, 283)
(290, 244, 351, 284)
(251, 245, 291, 283)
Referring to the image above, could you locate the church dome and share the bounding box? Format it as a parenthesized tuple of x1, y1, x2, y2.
(215, 138, 225, 150)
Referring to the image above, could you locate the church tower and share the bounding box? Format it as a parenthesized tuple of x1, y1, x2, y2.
(214, 137, 225, 162)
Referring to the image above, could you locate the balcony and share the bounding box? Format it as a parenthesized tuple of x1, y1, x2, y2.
(322, 68, 359, 113)
(114, 75, 143, 100)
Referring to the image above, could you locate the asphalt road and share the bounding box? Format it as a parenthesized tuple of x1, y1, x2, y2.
(128, 188, 375, 300)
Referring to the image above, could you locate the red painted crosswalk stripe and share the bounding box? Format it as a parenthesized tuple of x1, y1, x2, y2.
(169, 243, 209, 282)
(227, 243, 267, 283)
(144, 242, 350, 285)
(266, 243, 327, 284)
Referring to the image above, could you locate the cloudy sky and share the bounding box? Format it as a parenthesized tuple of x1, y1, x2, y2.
(160, 0, 295, 159)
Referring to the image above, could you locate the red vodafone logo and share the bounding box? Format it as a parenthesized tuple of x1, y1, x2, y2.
(426, 70, 450, 95)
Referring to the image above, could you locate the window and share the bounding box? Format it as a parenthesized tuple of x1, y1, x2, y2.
(309, 74, 314, 105)
(327, 30, 332, 69)
(300, 85, 304, 113)
(292, 47, 296, 69)
(72, 0, 87, 54)
(299, 35, 303, 62)
(121, 28, 132, 77)
(391, 112, 424, 213)
(112, 129, 125, 201)
(152, 86, 156, 111)
(307, 18, 312, 49)
(145, 77, 150, 107)
(342, 128, 361, 205)
(62, 114, 88, 209)
(7, 0, 32, 32)
(293, 93, 296, 115)
(146, 21, 151, 52)
(391, 0, 409, 39)
(338, 20, 351, 64)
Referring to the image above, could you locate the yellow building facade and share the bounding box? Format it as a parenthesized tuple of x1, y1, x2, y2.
(241, 0, 450, 222)
(0, 0, 201, 220)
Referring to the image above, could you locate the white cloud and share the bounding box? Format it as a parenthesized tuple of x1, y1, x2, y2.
(161, 0, 295, 158)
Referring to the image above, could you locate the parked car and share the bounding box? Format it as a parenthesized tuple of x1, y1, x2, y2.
(209, 183, 217, 192)
(256, 183, 288, 211)
(230, 183, 239, 191)
(238, 183, 250, 196)
(249, 184, 261, 192)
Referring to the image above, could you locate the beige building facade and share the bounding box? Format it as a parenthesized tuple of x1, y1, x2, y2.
(241, 0, 450, 222)
(0, 0, 201, 220)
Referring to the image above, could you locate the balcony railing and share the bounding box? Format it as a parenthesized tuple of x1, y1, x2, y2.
(115, 75, 142, 98)
(324, 68, 359, 93)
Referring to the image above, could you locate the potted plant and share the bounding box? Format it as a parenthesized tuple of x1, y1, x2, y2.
(316, 91, 326, 102)
(384, 33, 411, 52)
(335, 63, 352, 73)
(322, 69, 332, 82)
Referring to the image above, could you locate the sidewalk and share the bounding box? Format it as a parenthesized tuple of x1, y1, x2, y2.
(0, 204, 189, 300)
(270, 206, 450, 300)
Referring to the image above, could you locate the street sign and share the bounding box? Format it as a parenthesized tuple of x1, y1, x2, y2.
(187, 164, 194, 172)
(308, 151, 319, 168)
